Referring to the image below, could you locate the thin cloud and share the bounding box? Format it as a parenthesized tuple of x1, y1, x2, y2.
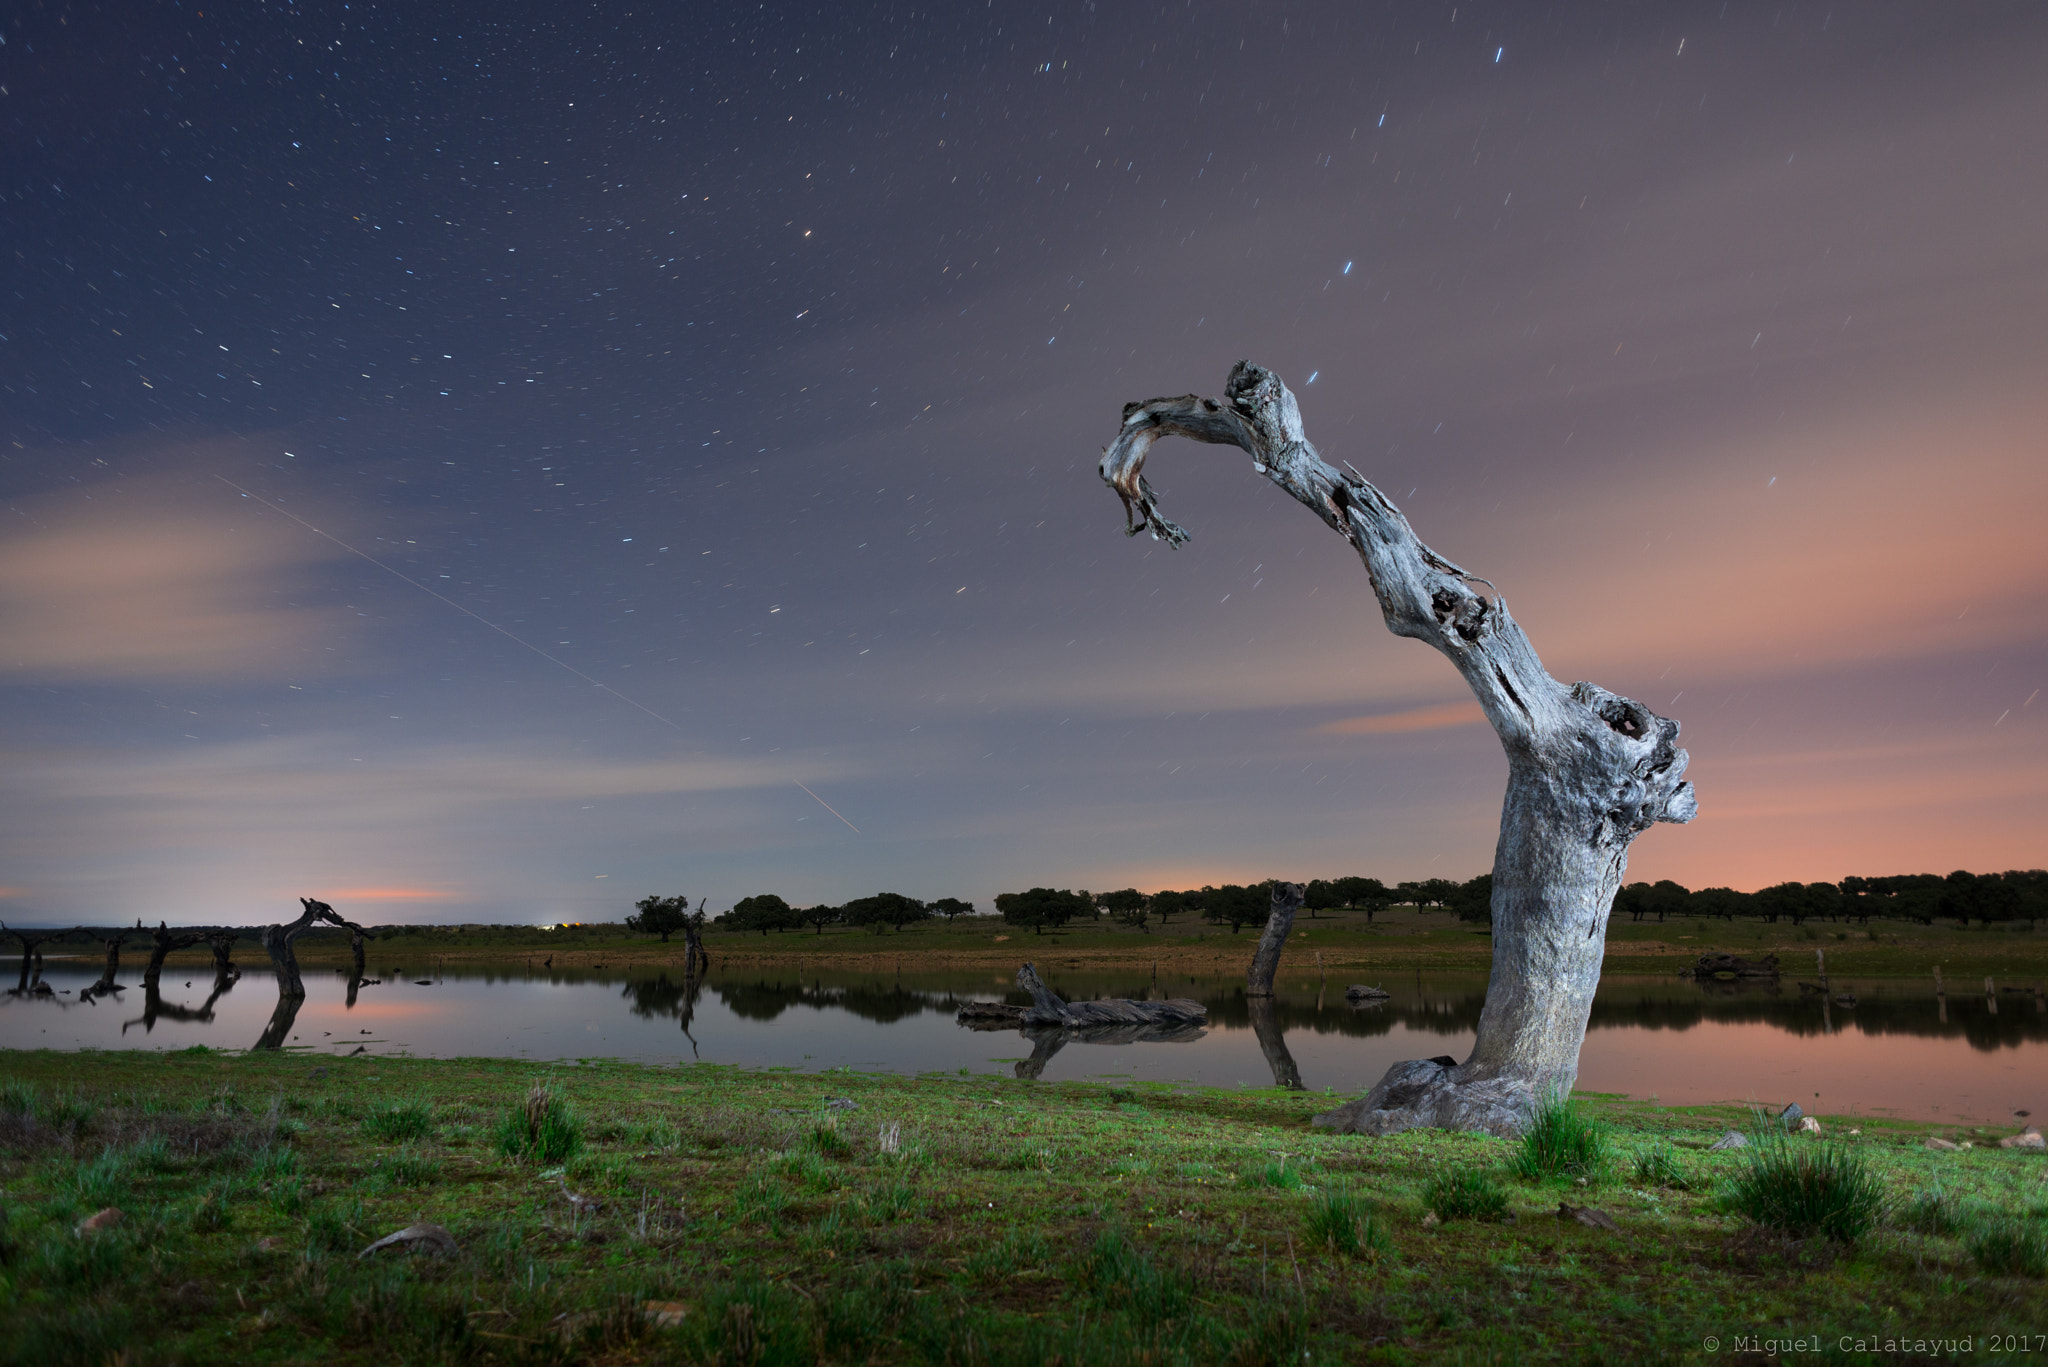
(1315, 702, 1487, 736)
(0, 460, 353, 682)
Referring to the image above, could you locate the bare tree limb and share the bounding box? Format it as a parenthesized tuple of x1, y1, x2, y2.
(1097, 361, 1696, 1136)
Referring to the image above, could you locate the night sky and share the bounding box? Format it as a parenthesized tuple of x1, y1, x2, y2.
(4, 1, 2044, 928)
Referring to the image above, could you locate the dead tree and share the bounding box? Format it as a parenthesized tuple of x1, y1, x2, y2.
(263, 897, 371, 999)
(1246, 883, 1304, 997)
(144, 922, 208, 988)
(1098, 361, 1695, 1137)
(206, 929, 239, 974)
(79, 924, 139, 993)
(2, 922, 71, 993)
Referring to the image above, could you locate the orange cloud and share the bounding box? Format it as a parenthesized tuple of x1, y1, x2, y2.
(1314, 701, 1486, 735)
(0, 451, 353, 682)
(324, 887, 461, 902)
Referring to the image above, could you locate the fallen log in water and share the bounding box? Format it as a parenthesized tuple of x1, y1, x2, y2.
(1680, 952, 1780, 981)
(1014, 962, 1206, 1028)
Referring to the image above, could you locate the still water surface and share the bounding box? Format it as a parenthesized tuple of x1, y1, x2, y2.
(5, 960, 2043, 1124)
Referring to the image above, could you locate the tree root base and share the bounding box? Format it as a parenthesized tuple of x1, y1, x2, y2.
(1311, 1057, 1536, 1138)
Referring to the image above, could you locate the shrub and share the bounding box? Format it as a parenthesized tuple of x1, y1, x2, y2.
(1724, 1135, 1885, 1242)
(1305, 1186, 1398, 1261)
(362, 1099, 435, 1143)
(1966, 1219, 2048, 1278)
(1511, 1093, 1610, 1181)
(1425, 1166, 1511, 1222)
(496, 1084, 583, 1164)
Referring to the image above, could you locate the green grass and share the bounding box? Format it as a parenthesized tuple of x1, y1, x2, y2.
(1965, 1218, 2048, 1277)
(360, 1098, 435, 1142)
(1424, 1164, 1511, 1222)
(1723, 1131, 1888, 1242)
(1510, 1092, 1611, 1181)
(1628, 1139, 1692, 1189)
(1304, 1184, 1397, 1261)
(1, 1050, 2045, 1364)
(493, 1081, 584, 1163)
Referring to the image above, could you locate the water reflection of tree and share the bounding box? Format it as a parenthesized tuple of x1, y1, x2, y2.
(710, 978, 945, 1025)
(123, 969, 239, 1036)
(622, 971, 707, 1056)
(1013, 1020, 1207, 1080)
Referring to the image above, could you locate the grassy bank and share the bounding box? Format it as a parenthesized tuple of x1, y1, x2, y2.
(2, 1050, 2043, 1364)
(255, 906, 2048, 984)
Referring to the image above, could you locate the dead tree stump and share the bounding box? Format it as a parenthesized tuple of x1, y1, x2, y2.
(1097, 361, 1695, 1137)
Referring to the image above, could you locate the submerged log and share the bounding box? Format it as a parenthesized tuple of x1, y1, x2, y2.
(1097, 361, 1695, 1137)
(1014, 962, 1206, 1028)
(1683, 952, 1780, 981)
(956, 1000, 1029, 1028)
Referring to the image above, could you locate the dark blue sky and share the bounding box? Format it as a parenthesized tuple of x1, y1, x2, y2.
(4, 1, 2044, 925)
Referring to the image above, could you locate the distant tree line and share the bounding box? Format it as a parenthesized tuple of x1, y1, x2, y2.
(621, 867, 2046, 943)
(1610, 869, 2048, 929)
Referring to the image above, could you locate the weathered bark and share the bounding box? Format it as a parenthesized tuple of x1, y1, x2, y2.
(206, 930, 238, 973)
(1246, 883, 1304, 997)
(1098, 361, 1695, 1137)
(1245, 995, 1304, 1090)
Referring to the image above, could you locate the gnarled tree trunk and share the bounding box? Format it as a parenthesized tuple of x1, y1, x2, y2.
(144, 922, 207, 988)
(263, 897, 370, 1000)
(1098, 361, 1695, 1137)
(1246, 883, 1303, 997)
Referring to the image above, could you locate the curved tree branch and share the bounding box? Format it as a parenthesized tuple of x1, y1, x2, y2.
(1098, 361, 1697, 1136)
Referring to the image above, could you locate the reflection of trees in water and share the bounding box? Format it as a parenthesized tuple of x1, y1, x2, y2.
(123, 970, 239, 1035)
(708, 977, 967, 1025)
(1013, 1020, 1206, 1080)
(1589, 986, 2048, 1051)
(623, 971, 707, 1055)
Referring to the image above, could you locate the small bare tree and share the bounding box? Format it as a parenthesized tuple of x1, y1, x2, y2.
(1098, 361, 1695, 1137)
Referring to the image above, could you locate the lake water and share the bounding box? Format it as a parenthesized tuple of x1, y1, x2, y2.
(5, 959, 2044, 1124)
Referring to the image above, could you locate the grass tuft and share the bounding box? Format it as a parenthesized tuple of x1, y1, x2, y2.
(360, 1099, 434, 1142)
(1628, 1140, 1692, 1190)
(1896, 1184, 1963, 1236)
(495, 1083, 583, 1164)
(1511, 1093, 1610, 1181)
(1965, 1219, 2048, 1278)
(1304, 1185, 1398, 1261)
(1425, 1165, 1511, 1222)
(1723, 1133, 1885, 1242)
(1075, 1228, 1190, 1326)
